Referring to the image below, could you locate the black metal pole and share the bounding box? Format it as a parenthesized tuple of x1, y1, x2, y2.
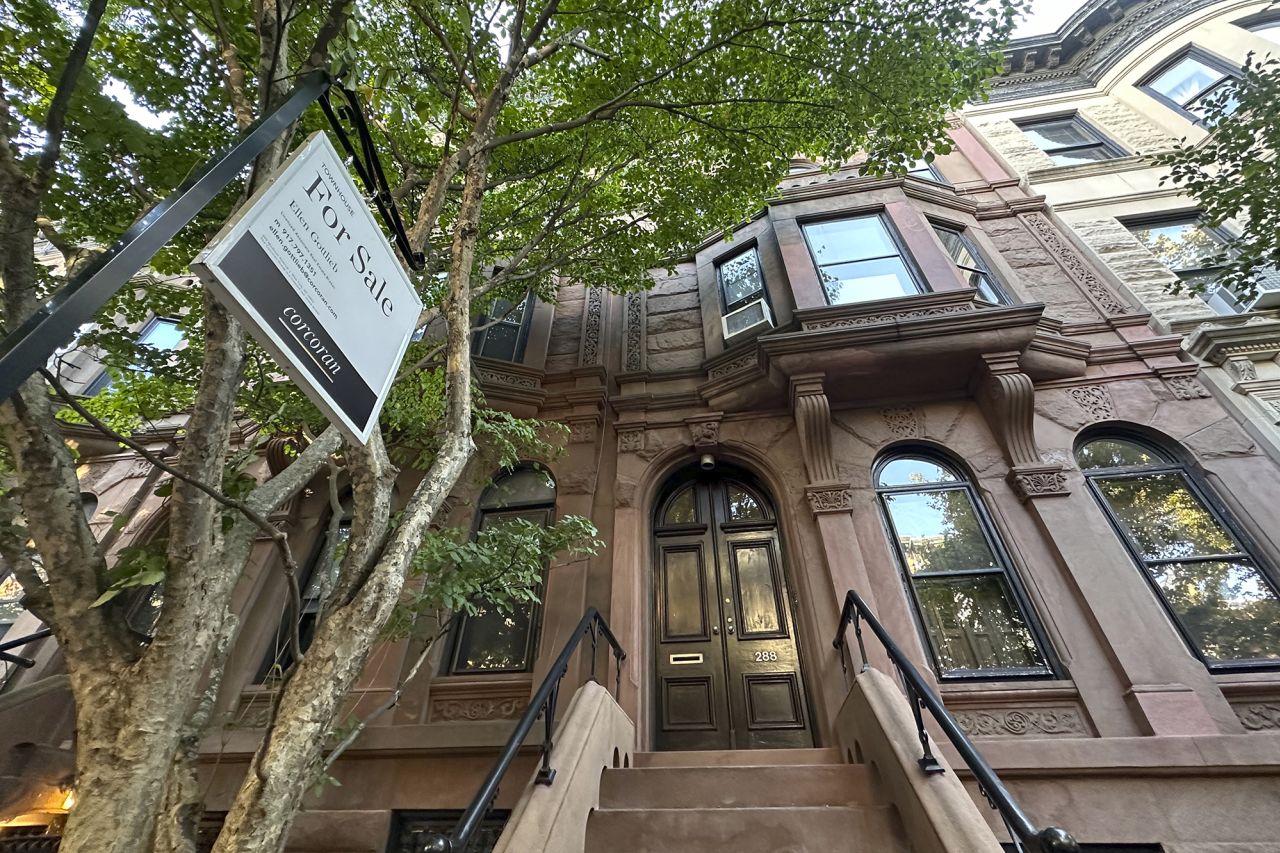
(0, 70, 332, 403)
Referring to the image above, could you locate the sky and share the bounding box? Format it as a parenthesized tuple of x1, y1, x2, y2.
(1013, 0, 1084, 38)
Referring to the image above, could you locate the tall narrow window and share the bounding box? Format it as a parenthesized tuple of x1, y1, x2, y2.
(1141, 50, 1238, 121)
(1016, 115, 1124, 165)
(473, 293, 533, 362)
(257, 509, 350, 681)
(932, 225, 1009, 305)
(448, 467, 556, 674)
(876, 454, 1050, 678)
(86, 316, 185, 395)
(1077, 436, 1280, 667)
(716, 247, 772, 338)
(802, 214, 923, 305)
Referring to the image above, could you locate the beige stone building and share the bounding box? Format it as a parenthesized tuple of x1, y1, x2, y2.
(966, 0, 1280, 462)
(5, 14, 1280, 849)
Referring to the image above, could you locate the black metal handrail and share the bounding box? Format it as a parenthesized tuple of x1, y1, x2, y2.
(423, 607, 625, 853)
(0, 628, 53, 668)
(833, 589, 1079, 853)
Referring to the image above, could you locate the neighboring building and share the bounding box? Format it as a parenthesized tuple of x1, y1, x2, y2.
(965, 0, 1280, 465)
(6, 64, 1280, 852)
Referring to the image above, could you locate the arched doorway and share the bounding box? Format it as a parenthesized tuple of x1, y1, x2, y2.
(651, 465, 814, 750)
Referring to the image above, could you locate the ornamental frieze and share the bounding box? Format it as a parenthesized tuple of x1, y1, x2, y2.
(954, 707, 1088, 738)
(1233, 702, 1280, 732)
(430, 697, 524, 722)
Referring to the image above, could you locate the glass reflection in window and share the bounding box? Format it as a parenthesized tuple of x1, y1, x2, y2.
(663, 485, 698, 525)
(726, 484, 765, 521)
(802, 215, 923, 305)
(1077, 436, 1280, 665)
(876, 454, 1049, 677)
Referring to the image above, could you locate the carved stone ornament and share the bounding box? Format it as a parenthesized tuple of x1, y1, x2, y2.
(568, 418, 598, 444)
(476, 368, 539, 389)
(793, 376, 838, 483)
(804, 304, 972, 330)
(1009, 465, 1070, 501)
(805, 484, 854, 514)
(579, 286, 604, 367)
(1067, 384, 1116, 421)
(1166, 375, 1211, 400)
(1233, 702, 1280, 732)
(954, 707, 1088, 738)
(686, 417, 721, 449)
(1226, 356, 1258, 383)
(618, 427, 646, 453)
(881, 407, 921, 439)
(1021, 213, 1132, 316)
(430, 697, 524, 722)
(708, 353, 756, 380)
(624, 292, 645, 372)
(977, 354, 1042, 469)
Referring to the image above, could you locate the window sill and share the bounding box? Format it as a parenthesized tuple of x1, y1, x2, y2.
(939, 678, 1077, 701)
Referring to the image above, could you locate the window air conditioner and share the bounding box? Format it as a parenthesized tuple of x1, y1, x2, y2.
(721, 298, 773, 339)
(1205, 268, 1280, 314)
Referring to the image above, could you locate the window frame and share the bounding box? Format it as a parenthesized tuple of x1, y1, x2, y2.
(714, 243, 770, 315)
(86, 315, 185, 396)
(444, 466, 556, 676)
(472, 291, 534, 362)
(800, 211, 927, 307)
(873, 451, 1056, 681)
(1123, 213, 1241, 312)
(929, 222, 1011, 305)
(1238, 13, 1280, 43)
(905, 158, 947, 183)
(1138, 46, 1240, 125)
(1015, 113, 1127, 166)
(1077, 434, 1280, 672)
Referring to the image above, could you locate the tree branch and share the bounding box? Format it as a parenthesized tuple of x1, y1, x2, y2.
(34, 0, 109, 194)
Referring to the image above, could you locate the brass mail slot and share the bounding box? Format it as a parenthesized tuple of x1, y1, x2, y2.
(669, 653, 704, 665)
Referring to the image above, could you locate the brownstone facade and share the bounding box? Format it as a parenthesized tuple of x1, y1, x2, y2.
(4, 116, 1280, 852)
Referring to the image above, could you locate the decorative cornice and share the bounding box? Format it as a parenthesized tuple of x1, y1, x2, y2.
(1184, 317, 1280, 365)
(794, 290, 981, 332)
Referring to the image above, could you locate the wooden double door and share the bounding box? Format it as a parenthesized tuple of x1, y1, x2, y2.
(653, 472, 814, 750)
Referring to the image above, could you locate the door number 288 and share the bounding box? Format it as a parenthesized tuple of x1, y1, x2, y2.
(753, 650, 779, 662)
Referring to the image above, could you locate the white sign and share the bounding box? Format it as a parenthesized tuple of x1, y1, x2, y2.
(192, 133, 422, 444)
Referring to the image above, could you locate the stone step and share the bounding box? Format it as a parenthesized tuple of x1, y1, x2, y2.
(632, 747, 845, 768)
(598, 764, 883, 810)
(584, 805, 912, 853)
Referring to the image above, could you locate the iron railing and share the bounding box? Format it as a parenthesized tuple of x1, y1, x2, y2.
(422, 608, 625, 853)
(833, 589, 1079, 853)
(0, 834, 62, 853)
(0, 628, 53, 668)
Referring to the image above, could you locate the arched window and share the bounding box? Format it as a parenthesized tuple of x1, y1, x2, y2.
(876, 453, 1051, 678)
(447, 466, 556, 674)
(1076, 435, 1280, 667)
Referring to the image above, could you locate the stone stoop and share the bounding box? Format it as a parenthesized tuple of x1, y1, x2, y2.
(584, 749, 914, 853)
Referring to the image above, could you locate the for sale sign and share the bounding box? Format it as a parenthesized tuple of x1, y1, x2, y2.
(192, 132, 421, 444)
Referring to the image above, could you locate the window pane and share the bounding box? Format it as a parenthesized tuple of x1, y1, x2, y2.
(878, 457, 958, 488)
(1252, 20, 1280, 43)
(820, 257, 919, 304)
(804, 216, 898, 265)
(934, 227, 982, 270)
(914, 575, 1046, 673)
(718, 250, 765, 307)
(479, 323, 520, 360)
(884, 489, 999, 574)
(1075, 438, 1166, 470)
(726, 485, 765, 520)
(733, 544, 782, 635)
(1022, 120, 1095, 150)
(453, 599, 534, 671)
(725, 300, 768, 336)
(1095, 472, 1237, 560)
(1150, 56, 1226, 106)
(127, 584, 164, 638)
(972, 273, 1006, 305)
(0, 572, 24, 628)
(479, 468, 556, 509)
(1148, 561, 1280, 661)
(1049, 146, 1115, 166)
(304, 523, 350, 598)
(663, 485, 698, 525)
(1128, 220, 1223, 273)
(139, 318, 184, 350)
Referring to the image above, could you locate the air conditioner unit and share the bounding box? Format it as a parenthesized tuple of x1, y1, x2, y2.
(721, 298, 773, 339)
(1206, 269, 1280, 314)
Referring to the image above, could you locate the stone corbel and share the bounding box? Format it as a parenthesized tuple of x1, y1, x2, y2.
(974, 352, 1069, 500)
(790, 374, 839, 483)
(805, 483, 855, 514)
(684, 413, 722, 451)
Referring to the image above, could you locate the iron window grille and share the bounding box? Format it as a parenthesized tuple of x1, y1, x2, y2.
(473, 292, 533, 362)
(1139, 47, 1240, 123)
(931, 224, 1010, 305)
(1015, 115, 1126, 166)
(1076, 435, 1280, 671)
(801, 213, 926, 306)
(874, 453, 1054, 680)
